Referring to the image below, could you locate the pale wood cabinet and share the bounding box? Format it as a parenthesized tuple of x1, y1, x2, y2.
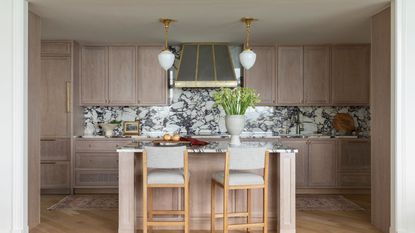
(80, 46, 108, 105)
(308, 140, 337, 187)
(41, 41, 71, 56)
(244, 46, 276, 105)
(303, 46, 331, 105)
(137, 46, 167, 105)
(277, 46, 304, 105)
(337, 139, 371, 188)
(281, 139, 309, 187)
(108, 46, 137, 105)
(331, 45, 370, 105)
(40, 56, 71, 138)
(40, 138, 70, 161)
(74, 139, 130, 191)
(41, 161, 71, 193)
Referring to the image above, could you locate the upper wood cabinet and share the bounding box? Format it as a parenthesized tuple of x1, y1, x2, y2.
(80, 46, 108, 105)
(108, 46, 137, 105)
(244, 46, 275, 105)
(137, 46, 167, 105)
(79, 45, 167, 106)
(303, 46, 331, 105)
(331, 45, 370, 105)
(277, 46, 304, 105)
(308, 140, 337, 187)
(40, 56, 71, 138)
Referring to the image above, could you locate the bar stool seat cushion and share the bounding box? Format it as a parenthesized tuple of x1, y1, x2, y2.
(148, 169, 187, 185)
(213, 171, 264, 186)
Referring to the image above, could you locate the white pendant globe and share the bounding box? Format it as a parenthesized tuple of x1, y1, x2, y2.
(239, 49, 256, 70)
(158, 49, 175, 71)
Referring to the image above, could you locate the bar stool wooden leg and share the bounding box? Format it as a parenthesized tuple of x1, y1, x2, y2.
(143, 178, 148, 233)
(223, 186, 229, 233)
(211, 180, 216, 233)
(185, 183, 189, 233)
(148, 188, 153, 233)
(247, 189, 252, 233)
(263, 152, 269, 233)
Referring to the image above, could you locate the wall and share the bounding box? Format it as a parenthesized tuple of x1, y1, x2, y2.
(84, 88, 370, 137)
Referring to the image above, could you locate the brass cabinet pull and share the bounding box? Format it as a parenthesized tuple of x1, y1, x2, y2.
(41, 138, 56, 141)
(66, 81, 72, 113)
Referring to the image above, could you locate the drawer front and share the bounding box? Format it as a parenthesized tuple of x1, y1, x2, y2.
(41, 42, 71, 56)
(76, 153, 118, 169)
(41, 161, 71, 189)
(75, 140, 129, 152)
(338, 173, 371, 188)
(75, 170, 118, 187)
(41, 138, 70, 161)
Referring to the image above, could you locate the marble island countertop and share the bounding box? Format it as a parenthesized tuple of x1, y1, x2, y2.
(117, 141, 298, 153)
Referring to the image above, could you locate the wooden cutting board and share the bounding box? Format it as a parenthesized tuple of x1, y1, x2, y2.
(333, 113, 355, 132)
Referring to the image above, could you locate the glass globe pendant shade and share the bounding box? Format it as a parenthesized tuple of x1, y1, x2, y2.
(158, 49, 175, 71)
(239, 48, 256, 70)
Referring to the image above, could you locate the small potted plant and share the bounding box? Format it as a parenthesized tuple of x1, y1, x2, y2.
(213, 87, 260, 145)
(101, 120, 122, 137)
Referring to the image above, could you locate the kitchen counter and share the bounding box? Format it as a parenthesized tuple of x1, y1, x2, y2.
(117, 140, 298, 153)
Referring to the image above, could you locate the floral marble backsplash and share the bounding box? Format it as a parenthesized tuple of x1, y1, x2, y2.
(83, 88, 370, 137)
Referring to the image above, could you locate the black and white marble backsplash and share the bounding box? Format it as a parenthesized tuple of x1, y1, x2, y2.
(83, 88, 370, 137)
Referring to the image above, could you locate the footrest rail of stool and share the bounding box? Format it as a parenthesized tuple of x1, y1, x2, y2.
(228, 223, 265, 230)
(147, 221, 185, 227)
(215, 212, 249, 218)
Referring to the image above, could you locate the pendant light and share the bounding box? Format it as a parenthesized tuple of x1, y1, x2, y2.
(240, 17, 258, 70)
(158, 18, 176, 71)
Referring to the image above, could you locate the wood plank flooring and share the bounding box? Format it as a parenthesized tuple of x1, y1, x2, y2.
(31, 195, 381, 233)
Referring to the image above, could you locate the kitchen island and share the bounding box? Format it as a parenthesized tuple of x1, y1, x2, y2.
(117, 141, 298, 233)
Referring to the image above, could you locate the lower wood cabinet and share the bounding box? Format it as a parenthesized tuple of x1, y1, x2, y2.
(41, 161, 71, 194)
(74, 138, 130, 191)
(40, 138, 71, 194)
(308, 140, 337, 187)
(281, 138, 371, 192)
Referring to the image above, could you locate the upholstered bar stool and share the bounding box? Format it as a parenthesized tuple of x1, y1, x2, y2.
(142, 146, 189, 233)
(211, 147, 269, 233)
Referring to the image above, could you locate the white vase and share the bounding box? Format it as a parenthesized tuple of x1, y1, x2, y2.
(101, 123, 118, 137)
(225, 115, 245, 145)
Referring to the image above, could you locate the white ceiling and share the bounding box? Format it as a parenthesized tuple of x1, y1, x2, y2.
(29, 0, 390, 44)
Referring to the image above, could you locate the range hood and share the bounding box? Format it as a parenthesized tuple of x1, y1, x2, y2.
(175, 43, 238, 88)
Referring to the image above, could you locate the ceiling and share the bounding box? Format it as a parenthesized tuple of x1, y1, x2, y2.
(29, 0, 390, 44)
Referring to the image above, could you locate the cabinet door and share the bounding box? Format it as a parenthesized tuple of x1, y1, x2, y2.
(108, 46, 137, 105)
(281, 140, 309, 187)
(303, 46, 331, 104)
(40, 56, 71, 137)
(338, 140, 370, 171)
(41, 161, 70, 190)
(277, 46, 303, 104)
(244, 46, 275, 105)
(81, 46, 108, 105)
(308, 140, 337, 187)
(40, 138, 70, 161)
(137, 46, 167, 105)
(331, 45, 370, 105)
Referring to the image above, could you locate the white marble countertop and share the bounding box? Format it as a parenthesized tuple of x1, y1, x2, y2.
(116, 141, 298, 153)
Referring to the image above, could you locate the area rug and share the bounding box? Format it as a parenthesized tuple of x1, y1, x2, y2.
(48, 195, 118, 210)
(296, 195, 364, 211)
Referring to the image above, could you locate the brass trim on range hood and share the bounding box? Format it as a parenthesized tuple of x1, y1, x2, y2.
(175, 43, 238, 88)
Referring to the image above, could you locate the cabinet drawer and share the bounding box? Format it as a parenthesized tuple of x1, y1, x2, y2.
(338, 173, 371, 188)
(75, 153, 118, 169)
(75, 140, 129, 152)
(41, 42, 71, 56)
(41, 138, 70, 161)
(75, 170, 118, 187)
(41, 161, 71, 189)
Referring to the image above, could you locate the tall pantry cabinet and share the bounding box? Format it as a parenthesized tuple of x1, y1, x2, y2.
(40, 41, 81, 194)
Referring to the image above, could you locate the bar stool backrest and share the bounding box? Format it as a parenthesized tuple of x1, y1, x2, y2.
(144, 146, 187, 169)
(228, 147, 268, 170)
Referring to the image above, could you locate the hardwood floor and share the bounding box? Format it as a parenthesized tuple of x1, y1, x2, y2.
(31, 195, 381, 233)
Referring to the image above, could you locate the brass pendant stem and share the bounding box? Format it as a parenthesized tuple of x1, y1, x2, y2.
(160, 18, 176, 50)
(241, 17, 257, 50)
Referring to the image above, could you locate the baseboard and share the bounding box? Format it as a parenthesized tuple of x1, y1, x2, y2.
(74, 188, 118, 194)
(297, 188, 370, 194)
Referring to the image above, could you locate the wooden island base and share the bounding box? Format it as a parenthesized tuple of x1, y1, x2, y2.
(118, 151, 296, 233)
